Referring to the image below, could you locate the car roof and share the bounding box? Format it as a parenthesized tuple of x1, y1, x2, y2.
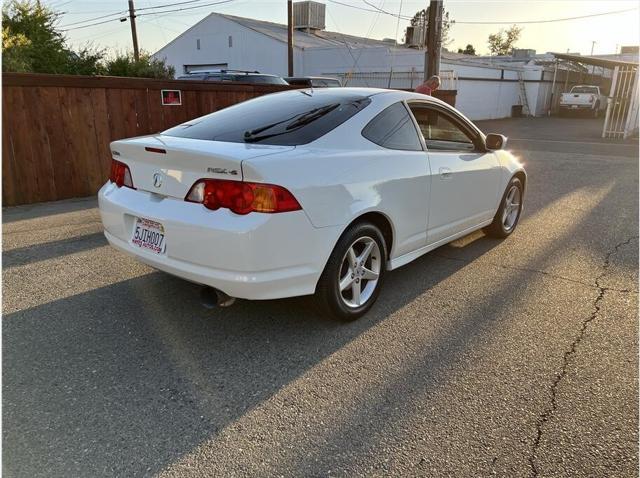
(266, 87, 448, 108)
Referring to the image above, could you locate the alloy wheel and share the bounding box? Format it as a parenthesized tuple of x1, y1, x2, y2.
(502, 185, 521, 231)
(338, 236, 381, 308)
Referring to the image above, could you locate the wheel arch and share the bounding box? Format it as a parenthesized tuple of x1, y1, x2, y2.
(513, 170, 527, 193)
(314, 210, 395, 296)
(332, 210, 395, 260)
(355, 211, 394, 259)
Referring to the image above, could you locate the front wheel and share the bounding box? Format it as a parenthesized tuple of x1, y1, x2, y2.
(484, 177, 524, 238)
(316, 222, 387, 321)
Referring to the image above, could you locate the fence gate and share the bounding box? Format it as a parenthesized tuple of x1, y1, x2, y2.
(602, 65, 639, 139)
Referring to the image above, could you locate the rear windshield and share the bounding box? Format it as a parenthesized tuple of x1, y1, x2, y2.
(163, 90, 371, 145)
(571, 86, 599, 94)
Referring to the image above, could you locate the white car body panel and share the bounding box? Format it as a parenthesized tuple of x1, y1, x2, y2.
(98, 88, 526, 300)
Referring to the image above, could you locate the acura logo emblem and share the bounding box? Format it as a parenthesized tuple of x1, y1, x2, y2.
(153, 172, 163, 188)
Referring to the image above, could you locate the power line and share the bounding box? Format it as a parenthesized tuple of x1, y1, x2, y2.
(60, 0, 236, 32)
(59, 10, 127, 29)
(340, 0, 638, 25)
(329, 1, 638, 26)
(361, 0, 411, 20)
(61, 17, 126, 31)
(453, 7, 639, 24)
(136, 0, 209, 12)
(137, 0, 235, 17)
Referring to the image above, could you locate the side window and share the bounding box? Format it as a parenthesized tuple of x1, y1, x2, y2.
(362, 102, 423, 151)
(408, 105, 476, 152)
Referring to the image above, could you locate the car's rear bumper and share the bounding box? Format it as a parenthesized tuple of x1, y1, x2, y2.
(98, 182, 341, 300)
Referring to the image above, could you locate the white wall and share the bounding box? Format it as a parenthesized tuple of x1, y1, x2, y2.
(154, 18, 554, 120)
(153, 15, 304, 76)
(309, 47, 551, 120)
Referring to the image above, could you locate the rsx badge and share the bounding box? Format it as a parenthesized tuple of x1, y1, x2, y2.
(207, 167, 239, 175)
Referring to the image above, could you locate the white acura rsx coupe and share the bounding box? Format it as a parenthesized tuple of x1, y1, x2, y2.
(99, 88, 526, 320)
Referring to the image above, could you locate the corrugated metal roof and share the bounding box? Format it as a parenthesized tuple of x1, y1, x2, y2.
(217, 13, 394, 49)
(551, 52, 639, 69)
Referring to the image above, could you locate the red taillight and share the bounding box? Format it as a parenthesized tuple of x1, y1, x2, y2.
(185, 179, 301, 215)
(109, 159, 135, 189)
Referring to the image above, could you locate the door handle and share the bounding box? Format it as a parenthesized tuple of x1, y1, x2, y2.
(439, 167, 452, 179)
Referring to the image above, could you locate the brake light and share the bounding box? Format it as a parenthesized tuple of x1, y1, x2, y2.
(110, 159, 135, 189)
(185, 179, 301, 214)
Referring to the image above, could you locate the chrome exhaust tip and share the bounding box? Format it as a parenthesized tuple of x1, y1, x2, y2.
(200, 286, 236, 308)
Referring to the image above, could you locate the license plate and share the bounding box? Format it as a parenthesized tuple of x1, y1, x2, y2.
(571, 105, 578, 109)
(131, 217, 166, 254)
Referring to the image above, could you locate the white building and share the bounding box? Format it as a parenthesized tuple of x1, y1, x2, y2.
(153, 3, 558, 120)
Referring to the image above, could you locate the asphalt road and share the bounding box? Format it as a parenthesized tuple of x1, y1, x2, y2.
(3, 116, 638, 477)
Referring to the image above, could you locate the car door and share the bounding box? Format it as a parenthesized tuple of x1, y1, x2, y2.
(407, 101, 501, 244)
(360, 101, 431, 258)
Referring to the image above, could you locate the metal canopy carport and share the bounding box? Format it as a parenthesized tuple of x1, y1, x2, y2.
(551, 52, 638, 139)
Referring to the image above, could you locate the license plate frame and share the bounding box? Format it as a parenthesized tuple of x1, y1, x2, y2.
(131, 217, 167, 254)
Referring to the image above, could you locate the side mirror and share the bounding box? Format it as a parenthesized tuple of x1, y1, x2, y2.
(485, 133, 507, 151)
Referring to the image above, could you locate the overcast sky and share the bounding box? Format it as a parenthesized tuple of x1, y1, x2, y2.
(49, 0, 639, 57)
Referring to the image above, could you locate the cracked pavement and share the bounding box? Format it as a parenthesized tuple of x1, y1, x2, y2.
(3, 117, 638, 477)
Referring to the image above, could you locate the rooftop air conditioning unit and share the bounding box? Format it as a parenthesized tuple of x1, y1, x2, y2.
(293, 1, 326, 31)
(512, 49, 536, 59)
(405, 25, 426, 48)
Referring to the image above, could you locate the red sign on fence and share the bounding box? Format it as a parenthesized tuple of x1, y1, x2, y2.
(161, 89, 181, 105)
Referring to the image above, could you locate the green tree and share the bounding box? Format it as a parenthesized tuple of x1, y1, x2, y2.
(2, 1, 174, 78)
(2, 0, 66, 72)
(2, 24, 32, 72)
(104, 52, 175, 79)
(2, 0, 104, 74)
(406, 7, 453, 47)
(487, 25, 522, 56)
(457, 44, 476, 55)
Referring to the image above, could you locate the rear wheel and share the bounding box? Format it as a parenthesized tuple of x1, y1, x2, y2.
(484, 177, 523, 238)
(316, 222, 386, 321)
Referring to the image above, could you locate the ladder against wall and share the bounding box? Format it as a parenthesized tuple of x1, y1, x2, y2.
(517, 71, 531, 117)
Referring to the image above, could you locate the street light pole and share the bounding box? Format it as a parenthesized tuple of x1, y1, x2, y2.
(128, 0, 140, 61)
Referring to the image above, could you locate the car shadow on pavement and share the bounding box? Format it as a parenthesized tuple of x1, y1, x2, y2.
(2, 232, 107, 268)
(266, 184, 639, 476)
(2, 234, 502, 478)
(2, 197, 98, 224)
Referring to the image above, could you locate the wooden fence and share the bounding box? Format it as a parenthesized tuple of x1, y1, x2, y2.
(2, 73, 292, 206)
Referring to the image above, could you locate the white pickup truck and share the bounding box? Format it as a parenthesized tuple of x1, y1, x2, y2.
(559, 85, 607, 117)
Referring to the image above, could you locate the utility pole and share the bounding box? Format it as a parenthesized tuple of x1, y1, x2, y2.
(287, 0, 294, 76)
(424, 0, 443, 81)
(128, 0, 140, 61)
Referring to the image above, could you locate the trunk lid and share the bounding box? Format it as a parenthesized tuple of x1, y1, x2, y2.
(110, 135, 294, 199)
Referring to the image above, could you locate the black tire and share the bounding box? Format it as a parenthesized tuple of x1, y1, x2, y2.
(484, 177, 524, 239)
(316, 222, 387, 321)
(592, 104, 600, 118)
